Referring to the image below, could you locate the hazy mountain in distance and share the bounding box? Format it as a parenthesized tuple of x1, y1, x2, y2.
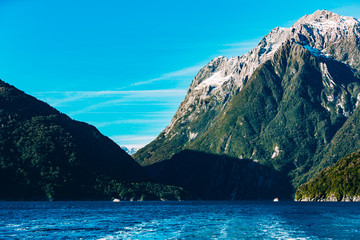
(121, 146, 139, 155)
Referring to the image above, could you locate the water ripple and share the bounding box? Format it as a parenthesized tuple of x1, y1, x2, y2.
(0, 201, 359, 239)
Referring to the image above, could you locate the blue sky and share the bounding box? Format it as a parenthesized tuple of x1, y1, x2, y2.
(1, 0, 360, 148)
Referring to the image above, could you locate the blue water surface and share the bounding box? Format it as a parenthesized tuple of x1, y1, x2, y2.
(0, 201, 359, 239)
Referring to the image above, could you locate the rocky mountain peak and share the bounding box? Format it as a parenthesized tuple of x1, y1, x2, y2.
(289, 10, 360, 70)
(296, 9, 359, 27)
(186, 10, 360, 99)
(134, 10, 360, 166)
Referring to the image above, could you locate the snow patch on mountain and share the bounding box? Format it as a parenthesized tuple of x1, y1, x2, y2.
(195, 71, 233, 91)
(337, 93, 349, 117)
(271, 146, 280, 159)
(162, 9, 360, 145)
(327, 94, 334, 102)
(320, 62, 336, 88)
(296, 10, 359, 34)
(164, 26, 292, 137)
(356, 93, 360, 108)
(298, 44, 329, 58)
(189, 132, 198, 141)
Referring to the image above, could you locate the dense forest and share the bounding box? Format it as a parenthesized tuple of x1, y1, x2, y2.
(0, 80, 187, 201)
(295, 150, 360, 201)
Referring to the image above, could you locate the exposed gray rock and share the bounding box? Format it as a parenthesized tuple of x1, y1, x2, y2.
(135, 10, 360, 167)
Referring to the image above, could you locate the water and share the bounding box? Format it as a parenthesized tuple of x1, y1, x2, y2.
(1, 201, 359, 239)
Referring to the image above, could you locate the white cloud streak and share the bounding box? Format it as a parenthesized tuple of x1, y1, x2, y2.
(130, 63, 205, 86)
(67, 92, 184, 117)
(222, 40, 261, 48)
(218, 39, 260, 57)
(34, 89, 187, 107)
(89, 119, 168, 128)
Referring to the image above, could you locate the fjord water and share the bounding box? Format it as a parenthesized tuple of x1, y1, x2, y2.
(1, 201, 359, 239)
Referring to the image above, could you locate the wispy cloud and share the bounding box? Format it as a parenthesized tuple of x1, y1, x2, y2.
(218, 39, 260, 57)
(34, 89, 187, 107)
(38, 89, 187, 96)
(89, 119, 168, 128)
(222, 40, 261, 48)
(131, 64, 205, 86)
(78, 111, 175, 115)
(65, 90, 185, 117)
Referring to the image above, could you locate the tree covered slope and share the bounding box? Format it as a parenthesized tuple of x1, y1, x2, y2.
(135, 11, 360, 198)
(0, 80, 187, 201)
(295, 150, 360, 201)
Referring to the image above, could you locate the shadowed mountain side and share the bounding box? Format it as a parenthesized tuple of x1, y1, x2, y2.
(0, 80, 149, 200)
(186, 41, 360, 190)
(135, 10, 360, 168)
(144, 150, 293, 200)
(134, 11, 360, 202)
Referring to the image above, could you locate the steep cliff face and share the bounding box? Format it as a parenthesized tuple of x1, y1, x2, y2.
(292, 10, 360, 71)
(187, 41, 360, 189)
(134, 10, 360, 168)
(305, 106, 360, 180)
(131, 10, 360, 199)
(134, 27, 291, 166)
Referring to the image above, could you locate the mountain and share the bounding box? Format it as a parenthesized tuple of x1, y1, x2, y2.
(145, 150, 292, 200)
(121, 146, 139, 155)
(189, 40, 360, 187)
(0, 80, 187, 201)
(295, 150, 360, 201)
(134, 10, 360, 196)
(135, 10, 360, 167)
(300, 105, 360, 183)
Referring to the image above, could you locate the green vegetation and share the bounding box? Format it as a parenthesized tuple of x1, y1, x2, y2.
(0, 80, 186, 201)
(3, 38, 360, 200)
(136, 41, 360, 196)
(187, 42, 360, 191)
(96, 178, 190, 201)
(304, 107, 360, 181)
(295, 150, 360, 201)
(134, 93, 223, 166)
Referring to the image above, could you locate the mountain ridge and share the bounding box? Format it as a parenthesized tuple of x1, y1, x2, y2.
(0, 80, 188, 201)
(135, 10, 360, 167)
(134, 10, 360, 196)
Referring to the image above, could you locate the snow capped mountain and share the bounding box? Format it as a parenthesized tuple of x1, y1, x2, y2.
(294, 10, 359, 45)
(134, 10, 360, 166)
(165, 10, 360, 134)
(164, 26, 291, 137)
(121, 146, 139, 155)
(291, 10, 360, 66)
